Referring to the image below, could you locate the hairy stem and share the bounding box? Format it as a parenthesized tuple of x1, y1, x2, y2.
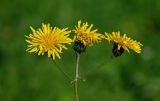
(53, 60, 72, 81)
(74, 52, 80, 101)
(82, 56, 114, 80)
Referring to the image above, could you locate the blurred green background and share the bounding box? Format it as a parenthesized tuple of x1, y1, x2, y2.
(0, 0, 160, 101)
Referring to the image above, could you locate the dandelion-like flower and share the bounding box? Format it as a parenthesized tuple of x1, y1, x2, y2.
(25, 23, 72, 60)
(104, 31, 143, 57)
(73, 20, 103, 53)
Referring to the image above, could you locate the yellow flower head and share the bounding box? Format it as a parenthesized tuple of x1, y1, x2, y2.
(73, 20, 103, 46)
(25, 23, 72, 60)
(73, 20, 103, 53)
(105, 32, 143, 56)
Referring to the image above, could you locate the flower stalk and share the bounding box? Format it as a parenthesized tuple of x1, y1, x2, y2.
(52, 60, 72, 81)
(74, 52, 80, 101)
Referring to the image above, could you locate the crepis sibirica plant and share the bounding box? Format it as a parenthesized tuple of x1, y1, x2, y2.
(25, 20, 143, 101)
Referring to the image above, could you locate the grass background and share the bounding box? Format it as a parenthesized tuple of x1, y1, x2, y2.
(0, 0, 160, 101)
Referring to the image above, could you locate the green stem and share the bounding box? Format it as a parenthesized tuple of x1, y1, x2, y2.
(82, 56, 114, 80)
(53, 60, 72, 81)
(74, 52, 80, 101)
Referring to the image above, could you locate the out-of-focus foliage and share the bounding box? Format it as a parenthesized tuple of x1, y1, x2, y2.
(0, 0, 160, 101)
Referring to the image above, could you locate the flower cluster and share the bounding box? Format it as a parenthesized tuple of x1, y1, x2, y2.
(25, 20, 143, 59)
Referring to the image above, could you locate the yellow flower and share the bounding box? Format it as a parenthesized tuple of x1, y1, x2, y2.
(73, 20, 103, 53)
(73, 20, 103, 46)
(105, 32, 142, 56)
(25, 23, 72, 60)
